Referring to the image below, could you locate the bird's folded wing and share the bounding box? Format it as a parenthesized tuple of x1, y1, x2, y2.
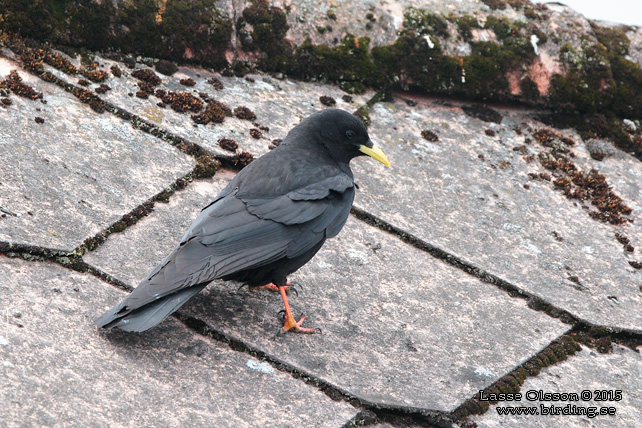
(240, 173, 353, 223)
(286, 174, 354, 200)
(104, 175, 354, 316)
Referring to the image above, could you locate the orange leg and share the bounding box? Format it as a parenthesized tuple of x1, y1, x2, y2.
(275, 285, 318, 336)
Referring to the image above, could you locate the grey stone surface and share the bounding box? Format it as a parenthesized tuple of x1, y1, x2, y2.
(351, 96, 642, 332)
(42, 53, 372, 159)
(470, 345, 642, 428)
(85, 171, 569, 412)
(569, 131, 642, 271)
(0, 57, 195, 252)
(84, 171, 237, 282)
(0, 256, 357, 428)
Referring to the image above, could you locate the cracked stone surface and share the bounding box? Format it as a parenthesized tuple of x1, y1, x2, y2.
(351, 96, 642, 333)
(42, 52, 372, 159)
(0, 257, 357, 428)
(0, 57, 195, 252)
(470, 345, 642, 428)
(85, 171, 569, 412)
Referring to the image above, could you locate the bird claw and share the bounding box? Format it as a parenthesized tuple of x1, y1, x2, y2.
(289, 280, 303, 290)
(274, 327, 284, 339)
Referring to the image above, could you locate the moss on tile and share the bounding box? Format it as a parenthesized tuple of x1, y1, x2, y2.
(238, 0, 291, 71)
(2, 3, 641, 138)
(403, 8, 449, 37)
(0, 0, 232, 67)
(286, 35, 378, 92)
(452, 14, 481, 41)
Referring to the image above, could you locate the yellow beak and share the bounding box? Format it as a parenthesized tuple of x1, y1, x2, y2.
(359, 144, 391, 167)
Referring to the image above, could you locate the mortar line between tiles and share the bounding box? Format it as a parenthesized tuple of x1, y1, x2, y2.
(3, 47, 639, 426)
(349, 206, 642, 337)
(0, 246, 456, 424)
(0, 49, 242, 170)
(451, 330, 581, 421)
(449, 319, 642, 422)
(3, 243, 640, 426)
(0, 163, 219, 263)
(73, 165, 217, 256)
(174, 312, 454, 425)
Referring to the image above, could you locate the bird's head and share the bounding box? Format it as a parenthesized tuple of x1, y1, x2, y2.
(296, 109, 390, 167)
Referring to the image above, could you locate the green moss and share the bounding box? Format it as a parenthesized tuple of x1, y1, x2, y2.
(484, 16, 512, 39)
(591, 24, 642, 118)
(286, 35, 378, 88)
(160, 0, 232, 67)
(116, 0, 163, 57)
(339, 81, 367, 95)
(403, 8, 449, 37)
(4, 3, 638, 131)
(480, 0, 507, 10)
(238, 0, 291, 71)
(326, 9, 337, 21)
(0, 0, 115, 49)
(462, 39, 534, 98)
(593, 24, 630, 56)
(109, 221, 128, 234)
(520, 76, 540, 101)
(0, 0, 231, 68)
(548, 28, 642, 118)
(464, 42, 509, 97)
(354, 106, 371, 127)
(453, 14, 481, 40)
(372, 34, 459, 92)
(0, 0, 57, 41)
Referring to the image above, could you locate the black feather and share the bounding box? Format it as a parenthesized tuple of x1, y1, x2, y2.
(96, 109, 376, 331)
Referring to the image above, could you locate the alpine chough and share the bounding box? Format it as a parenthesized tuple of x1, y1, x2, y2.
(96, 108, 390, 336)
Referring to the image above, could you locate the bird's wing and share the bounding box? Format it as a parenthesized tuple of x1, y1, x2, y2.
(240, 173, 353, 224)
(98, 174, 354, 324)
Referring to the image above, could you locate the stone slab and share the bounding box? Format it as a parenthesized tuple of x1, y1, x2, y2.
(351, 96, 642, 332)
(0, 57, 195, 252)
(567, 129, 642, 274)
(42, 52, 372, 159)
(470, 345, 642, 428)
(84, 170, 237, 282)
(84, 172, 568, 412)
(0, 256, 357, 428)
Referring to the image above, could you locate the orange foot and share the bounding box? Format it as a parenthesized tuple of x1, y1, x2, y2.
(275, 285, 320, 338)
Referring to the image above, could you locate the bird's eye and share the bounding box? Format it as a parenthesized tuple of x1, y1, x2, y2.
(346, 130, 356, 139)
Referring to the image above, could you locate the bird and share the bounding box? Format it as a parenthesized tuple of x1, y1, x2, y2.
(96, 108, 390, 336)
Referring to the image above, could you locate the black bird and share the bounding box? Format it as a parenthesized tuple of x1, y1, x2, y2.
(96, 108, 390, 335)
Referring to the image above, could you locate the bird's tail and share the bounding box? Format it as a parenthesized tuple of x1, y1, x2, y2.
(95, 283, 208, 332)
